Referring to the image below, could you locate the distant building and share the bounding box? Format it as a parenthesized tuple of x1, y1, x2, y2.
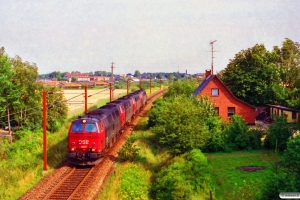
(64, 73, 90, 82)
(193, 70, 256, 124)
(126, 73, 133, 78)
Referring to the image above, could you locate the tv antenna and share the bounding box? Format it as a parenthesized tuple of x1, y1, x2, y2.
(209, 40, 218, 75)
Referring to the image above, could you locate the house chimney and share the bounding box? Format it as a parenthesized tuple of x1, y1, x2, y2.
(205, 70, 212, 78)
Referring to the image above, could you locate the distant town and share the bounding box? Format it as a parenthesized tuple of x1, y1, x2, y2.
(38, 71, 205, 88)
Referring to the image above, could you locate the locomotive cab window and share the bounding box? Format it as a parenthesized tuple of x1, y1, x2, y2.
(71, 124, 83, 132)
(85, 124, 97, 133)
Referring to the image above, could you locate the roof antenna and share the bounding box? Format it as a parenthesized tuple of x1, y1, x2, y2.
(209, 40, 217, 75)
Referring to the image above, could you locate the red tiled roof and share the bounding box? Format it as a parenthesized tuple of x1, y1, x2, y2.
(65, 73, 89, 78)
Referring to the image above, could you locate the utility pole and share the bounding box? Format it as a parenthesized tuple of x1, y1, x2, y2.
(111, 62, 114, 100)
(210, 40, 217, 75)
(111, 62, 115, 82)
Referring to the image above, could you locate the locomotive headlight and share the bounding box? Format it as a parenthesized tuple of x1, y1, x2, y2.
(71, 148, 75, 151)
(92, 148, 95, 152)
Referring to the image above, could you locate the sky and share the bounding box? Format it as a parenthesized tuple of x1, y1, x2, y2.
(1, 0, 299, 75)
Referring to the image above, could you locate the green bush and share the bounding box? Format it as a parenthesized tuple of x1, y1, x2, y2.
(223, 115, 251, 150)
(150, 95, 223, 155)
(119, 163, 151, 200)
(163, 79, 198, 98)
(261, 135, 300, 199)
(147, 98, 167, 128)
(283, 134, 300, 172)
(153, 149, 214, 200)
(202, 118, 226, 152)
(118, 135, 140, 161)
(264, 116, 291, 151)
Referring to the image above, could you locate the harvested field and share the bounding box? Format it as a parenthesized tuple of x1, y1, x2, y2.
(64, 89, 127, 117)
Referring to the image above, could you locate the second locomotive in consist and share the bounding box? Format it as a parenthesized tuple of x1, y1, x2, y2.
(68, 90, 147, 165)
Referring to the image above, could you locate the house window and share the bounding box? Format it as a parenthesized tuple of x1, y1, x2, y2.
(292, 111, 297, 119)
(211, 88, 219, 96)
(228, 107, 235, 118)
(215, 107, 219, 115)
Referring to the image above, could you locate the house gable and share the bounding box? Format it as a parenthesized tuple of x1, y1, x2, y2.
(193, 73, 256, 124)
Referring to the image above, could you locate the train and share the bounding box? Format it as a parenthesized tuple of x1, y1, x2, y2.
(68, 89, 147, 165)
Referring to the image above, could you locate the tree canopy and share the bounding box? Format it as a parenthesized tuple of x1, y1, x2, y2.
(0, 47, 68, 131)
(220, 38, 300, 108)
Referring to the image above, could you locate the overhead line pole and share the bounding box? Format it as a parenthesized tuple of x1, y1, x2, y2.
(111, 62, 115, 100)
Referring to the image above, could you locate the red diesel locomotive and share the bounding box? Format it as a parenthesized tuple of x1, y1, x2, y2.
(68, 90, 147, 165)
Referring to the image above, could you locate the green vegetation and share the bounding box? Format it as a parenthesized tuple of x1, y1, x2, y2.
(153, 149, 214, 200)
(220, 38, 300, 109)
(119, 163, 151, 200)
(1, 36, 300, 199)
(98, 78, 299, 199)
(206, 150, 277, 200)
(98, 104, 282, 200)
(261, 134, 300, 199)
(224, 115, 263, 151)
(0, 47, 68, 132)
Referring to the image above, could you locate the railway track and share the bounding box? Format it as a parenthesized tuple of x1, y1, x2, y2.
(20, 89, 167, 200)
(41, 166, 94, 200)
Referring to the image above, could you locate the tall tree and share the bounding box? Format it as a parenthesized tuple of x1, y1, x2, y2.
(274, 38, 300, 108)
(134, 70, 141, 78)
(0, 48, 22, 133)
(11, 56, 43, 127)
(275, 38, 300, 89)
(220, 44, 281, 106)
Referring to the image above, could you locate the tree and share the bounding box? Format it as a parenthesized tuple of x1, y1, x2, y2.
(133, 70, 141, 78)
(220, 44, 281, 106)
(156, 73, 162, 79)
(153, 149, 214, 200)
(275, 38, 300, 89)
(274, 38, 300, 109)
(0, 48, 22, 134)
(149, 95, 220, 155)
(261, 135, 300, 199)
(71, 77, 78, 82)
(45, 86, 68, 132)
(163, 79, 198, 98)
(88, 71, 94, 76)
(11, 56, 43, 127)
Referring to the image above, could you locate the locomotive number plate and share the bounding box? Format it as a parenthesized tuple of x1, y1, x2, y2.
(78, 140, 89, 144)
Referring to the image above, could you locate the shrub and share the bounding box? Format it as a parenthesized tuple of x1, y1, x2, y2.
(223, 115, 249, 150)
(202, 118, 226, 152)
(264, 116, 291, 151)
(118, 135, 140, 161)
(261, 135, 300, 199)
(163, 79, 198, 98)
(153, 149, 215, 200)
(150, 95, 222, 155)
(119, 163, 151, 200)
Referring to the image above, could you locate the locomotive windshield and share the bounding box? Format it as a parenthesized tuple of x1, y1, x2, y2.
(85, 124, 97, 132)
(71, 124, 83, 132)
(71, 123, 97, 133)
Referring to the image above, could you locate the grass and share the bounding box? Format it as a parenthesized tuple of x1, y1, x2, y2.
(97, 111, 280, 200)
(205, 150, 280, 200)
(97, 113, 171, 200)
